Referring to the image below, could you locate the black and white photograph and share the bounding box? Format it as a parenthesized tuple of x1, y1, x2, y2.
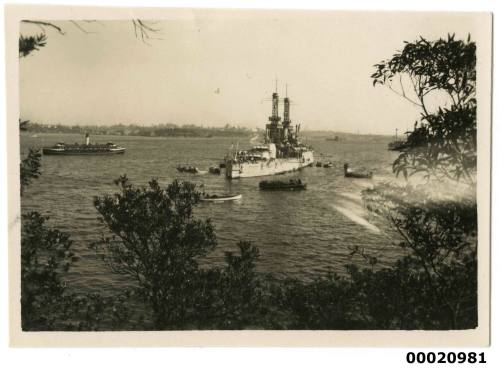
(5, 5, 492, 347)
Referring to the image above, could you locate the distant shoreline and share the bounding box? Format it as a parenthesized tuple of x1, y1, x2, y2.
(20, 132, 250, 140)
(20, 129, 392, 141)
(20, 123, 253, 139)
(19, 122, 394, 138)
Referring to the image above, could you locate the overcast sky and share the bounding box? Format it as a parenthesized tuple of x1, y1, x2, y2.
(19, 10, 484, 134)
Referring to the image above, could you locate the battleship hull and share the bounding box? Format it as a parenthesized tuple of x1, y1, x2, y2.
(226, 150, 314, 179)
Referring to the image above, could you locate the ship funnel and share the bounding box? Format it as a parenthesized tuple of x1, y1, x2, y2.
(85, 132, 90, 146)
(283, 97, 291, 127)
(270, 92, 280, 122)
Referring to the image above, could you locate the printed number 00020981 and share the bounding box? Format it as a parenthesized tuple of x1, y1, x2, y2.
(406, 352, 486, 364)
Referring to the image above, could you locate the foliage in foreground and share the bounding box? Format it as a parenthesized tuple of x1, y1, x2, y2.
(21, 34, 478, 331)
(372, 34, 477, 184)
(90, 176, 478, 330)
(21, 212, 131, 330)
(20, 148, 42, 195)
(274, 34, 477, 330)
(92, 177, 269, 330)
(358, 33, 478, 329)
(277, 185, 477, 330)
(21, 175, 478, 331)
(19, 34, 47, 57)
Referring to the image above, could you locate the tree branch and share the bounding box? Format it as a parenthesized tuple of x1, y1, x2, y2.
(70, 21, 97, 34)
(386, 80, 423, 108)
(21, 20, 65, 35)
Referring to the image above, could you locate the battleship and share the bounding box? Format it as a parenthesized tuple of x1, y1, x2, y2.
(225, 88, 314, 178)
(42, 133, 126, 155)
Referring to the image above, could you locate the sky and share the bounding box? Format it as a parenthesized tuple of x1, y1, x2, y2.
(19, 10, 485, 134)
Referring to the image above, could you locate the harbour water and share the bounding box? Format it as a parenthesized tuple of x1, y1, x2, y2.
(20, 133, 404, 295)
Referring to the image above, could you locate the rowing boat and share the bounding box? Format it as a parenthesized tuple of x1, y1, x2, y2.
(200, 194, 242, 202)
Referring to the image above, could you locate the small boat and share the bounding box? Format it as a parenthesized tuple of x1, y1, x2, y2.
(315, 162, 323, 167)
(323, 162, 333, 168)
(344, 163, 373, 179)
(200, 193, 242, 202)
(387, 129, 407, 151)
(259, 179, 307, 191)
(387, 140, 407, 151)
(176, 165, 200, 174)
(209, 166, 221, 175)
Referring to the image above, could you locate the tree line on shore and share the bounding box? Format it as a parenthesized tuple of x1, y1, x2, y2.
(21, 122, 253, 138)
(19, 32, 478, 331)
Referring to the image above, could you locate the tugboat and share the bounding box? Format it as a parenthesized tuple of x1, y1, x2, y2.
(224, 86, 314, 178)
(259, 178, 307, 191)
(42, 133, 125, 155)
(344, 163, 373, 179)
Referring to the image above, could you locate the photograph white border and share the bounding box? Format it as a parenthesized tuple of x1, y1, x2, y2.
(4, 2, 493, 348)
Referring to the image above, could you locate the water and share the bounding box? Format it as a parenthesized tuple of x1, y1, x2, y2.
(21, 133, 403, 294)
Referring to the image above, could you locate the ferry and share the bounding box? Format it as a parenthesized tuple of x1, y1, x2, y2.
(42, 133, 125, 155)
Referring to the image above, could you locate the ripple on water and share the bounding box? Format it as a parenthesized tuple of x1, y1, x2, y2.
(21, 134, 403, 294)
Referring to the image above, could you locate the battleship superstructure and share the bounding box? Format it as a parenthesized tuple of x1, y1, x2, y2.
(225, 88, 314, 178)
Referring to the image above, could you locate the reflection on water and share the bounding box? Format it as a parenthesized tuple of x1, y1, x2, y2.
(331, 203, 381, 234)
(21, 133, 403, 293)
